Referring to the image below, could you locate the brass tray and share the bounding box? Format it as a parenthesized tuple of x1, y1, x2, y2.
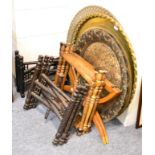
(67, 6, 137, 122)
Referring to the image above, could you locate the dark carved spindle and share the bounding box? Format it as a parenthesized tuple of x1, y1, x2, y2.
(52, 84, 89, 145)
(23, 55, 43, 110)
(15, 50, 20, 92)
(19, 56, 25, 98)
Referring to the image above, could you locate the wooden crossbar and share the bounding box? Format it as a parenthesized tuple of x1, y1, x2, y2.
(61, 52, 95, 85)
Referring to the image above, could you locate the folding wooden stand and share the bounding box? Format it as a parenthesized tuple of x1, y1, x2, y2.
(15, 50, 58, 97)
(54, 43, 121, 144)
(24, 55, 89, 145)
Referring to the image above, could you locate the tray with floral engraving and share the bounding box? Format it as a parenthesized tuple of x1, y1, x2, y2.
(67, 6, 137, 122)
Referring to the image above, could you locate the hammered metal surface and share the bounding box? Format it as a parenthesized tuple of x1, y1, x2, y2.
(84, 42, 122, 88)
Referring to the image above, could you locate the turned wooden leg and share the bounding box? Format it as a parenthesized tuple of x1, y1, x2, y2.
(19, 56, 25, 98)
(23, 56, 43, 110)
(87, 73, 105, 128)
(78, 70, 105, 133)
(32, 55, 51, 108)
(55, 43, 75, 90)
(78, 86, 94, 133)
(60, 85, 89, 143)
(52, 97, 77, 145)
(61, 44, 75, 90)
(53, 86, 80, 145)
(54, 43, 65, 87)
(15, 50, 20, 92)
(59, 44, 70, 90)
(53, 84, 88, 145)
(58, 94, 82, 145)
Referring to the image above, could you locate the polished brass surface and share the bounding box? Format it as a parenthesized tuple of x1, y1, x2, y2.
(67, 6, 137, 122)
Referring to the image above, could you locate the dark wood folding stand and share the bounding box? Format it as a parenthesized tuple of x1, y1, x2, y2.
(15, 50, 58, 98)
(23, 54, 89, 145)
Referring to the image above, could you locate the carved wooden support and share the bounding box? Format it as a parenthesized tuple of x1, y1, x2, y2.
(24, 55, 69, 121)
(15, 51, 58, 97)
(59, 85, 89, 144)
(52, 92, 78, 145)
(41, 91, 63, 118)
(53, 84, 89, 145)
(41, 73, 70, 105)
(15, 50, 20, 92)
(32, 56, 52, 107)
(29, 70, 71, 121)
(54, 43, 66, 87)
(32, 91, 63, 120)
(78, 85, 94, 133)
(86, 70, 106, 130)
(19, 56, 25, 97)
(38, 76, 68, 113)
(76, 70, 105, 133)
(34, 79, 65, 113)
(54, 43, 75, 89)
(60, 44, 72, 90)
(59, 93, 83, 144)
(23, 55, 43, 110)
(69, 85, 89, 130)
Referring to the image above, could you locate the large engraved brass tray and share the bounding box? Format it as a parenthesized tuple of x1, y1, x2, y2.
(67, 6, 137, 122)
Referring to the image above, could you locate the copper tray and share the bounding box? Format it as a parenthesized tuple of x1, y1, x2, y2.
(67, 6, 137, 122)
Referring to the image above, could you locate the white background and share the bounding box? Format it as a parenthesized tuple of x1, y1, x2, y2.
(0, 0, 154, 154)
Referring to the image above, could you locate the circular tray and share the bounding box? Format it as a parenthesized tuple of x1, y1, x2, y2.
(67, 6, 137, 122)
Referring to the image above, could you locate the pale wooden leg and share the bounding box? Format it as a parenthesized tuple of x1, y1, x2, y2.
(93, 111, 109, 144)
(78, 70, 105, 133)
(54, 43, 65, 87)
(78, 86, 94, 132)
(55, 43, 74, 89)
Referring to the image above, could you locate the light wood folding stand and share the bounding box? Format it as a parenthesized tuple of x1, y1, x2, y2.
(54, 43, 121, 144)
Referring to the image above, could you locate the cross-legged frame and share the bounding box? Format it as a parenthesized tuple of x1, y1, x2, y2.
(54, 43, 121, 144)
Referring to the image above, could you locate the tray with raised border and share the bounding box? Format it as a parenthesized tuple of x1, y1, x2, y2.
(67, 6, 137, 122)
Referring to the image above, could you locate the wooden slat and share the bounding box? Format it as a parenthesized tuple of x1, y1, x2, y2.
(61, 52, 95, 84)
